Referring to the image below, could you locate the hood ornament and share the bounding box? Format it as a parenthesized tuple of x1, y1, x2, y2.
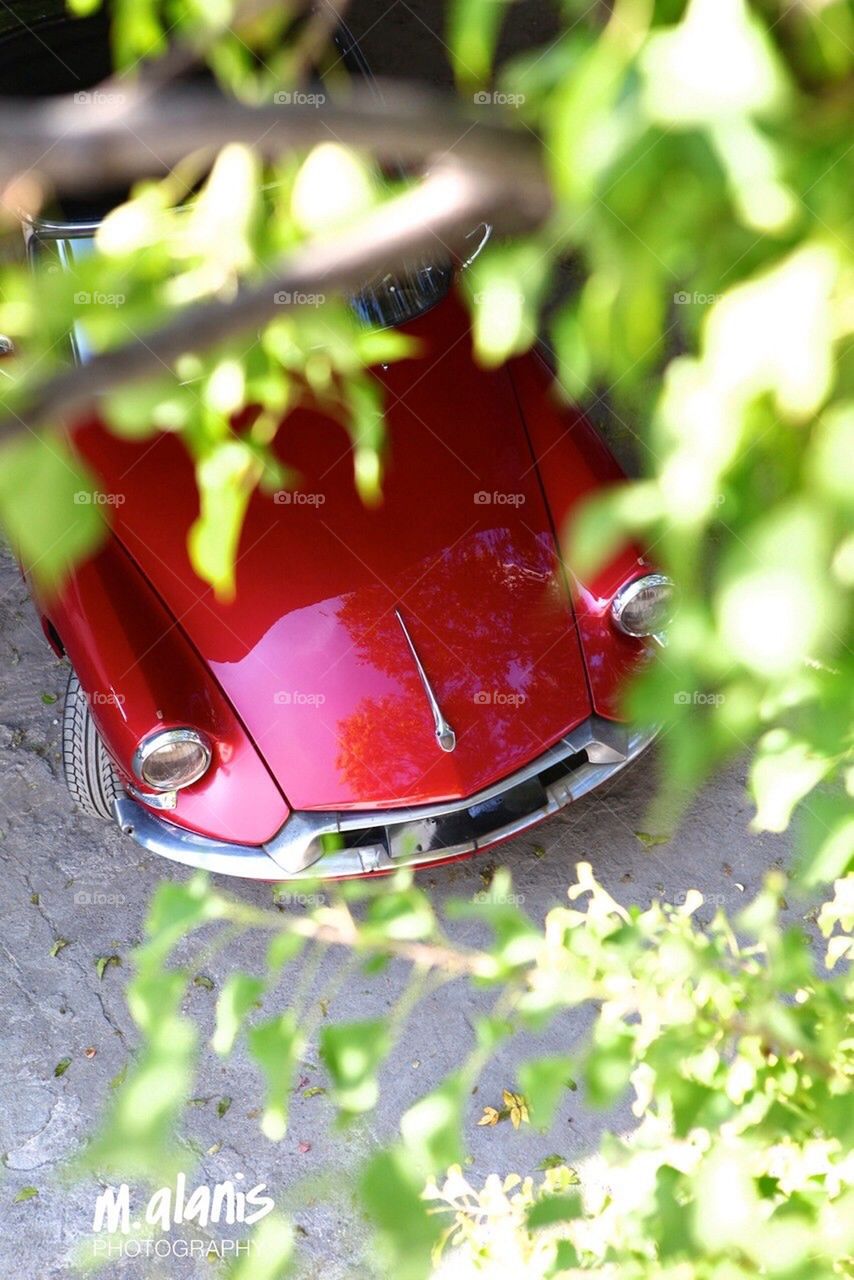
(395, 609, 456, 753)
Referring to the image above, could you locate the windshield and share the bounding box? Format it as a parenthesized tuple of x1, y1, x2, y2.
(31, 226, 453, 345)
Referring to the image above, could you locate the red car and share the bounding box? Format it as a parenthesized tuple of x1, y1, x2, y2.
(20, 52, 673, 882)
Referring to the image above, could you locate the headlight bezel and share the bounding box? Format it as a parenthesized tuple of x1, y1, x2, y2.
(611, 573, 675, 639)
(132, 727, 212, 793)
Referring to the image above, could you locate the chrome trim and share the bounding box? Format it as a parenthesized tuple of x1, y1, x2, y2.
(132, 727, 212, 792)
(111, 715, 658, 881)
(126, 782, 177, 810)
(394, 609, 456, 753)
(611, 573, 674, 638)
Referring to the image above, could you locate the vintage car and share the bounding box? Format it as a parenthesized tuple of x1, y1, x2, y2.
(16, 29, 673, 883)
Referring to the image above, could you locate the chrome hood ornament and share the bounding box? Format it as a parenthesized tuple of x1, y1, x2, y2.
(395, 609, 456, 753)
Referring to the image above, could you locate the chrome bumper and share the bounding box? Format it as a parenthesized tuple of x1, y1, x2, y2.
(111, 715, 657, 882)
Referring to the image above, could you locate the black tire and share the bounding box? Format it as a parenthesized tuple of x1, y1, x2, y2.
(62, 669, 122, 820)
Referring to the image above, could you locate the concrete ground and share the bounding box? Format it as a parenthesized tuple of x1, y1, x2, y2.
(0, 537, 794, 1279)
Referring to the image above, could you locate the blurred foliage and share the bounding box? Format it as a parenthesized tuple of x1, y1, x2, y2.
(0, 0, 852, 1274)
(79, 865, 854, 1277)
(458, 0, 854, 863)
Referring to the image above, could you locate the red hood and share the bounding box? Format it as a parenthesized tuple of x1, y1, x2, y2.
(73, 295, 596, 810)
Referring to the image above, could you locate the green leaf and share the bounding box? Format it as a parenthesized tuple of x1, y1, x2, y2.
(399, 1073, 466, 1175)
(266, 932, 305, 973)
(635, 831, 671, 848)
(139, 874, 223, 970)
(40, 692, 57, 705)
(96, 954, 121, 980)
(527, 1192, 582, 1230)
(54, 1058, 72, 1078)
(537, 1154, 569, 1171)
(467, 243, 549, 368)
(0, 437, 104, 588)
(364, 888, 435, 942)
(361, 1148, 440, 1280)
(291, 145, 377, 236)
(13, 1186, 38, 1203)
(518, 1056, 575, 1129)
(212, 974, 265, 1055)
(585, 1028, 634, 1107)
(750, 729, 832, 833)
(692, 1148, 759, 1253)
(248, 1013, 304, 1140)
(217, 1095, 232, 1118)
(795, 793, 854, 886)
(189, 440, 262, 600)
(109, 1064, 127, 1090)
(227, 1214, 293, 1280)
(448, 0, 508, 88)
(320, 1019, 390, 1114)
(50, 938, 69, 958)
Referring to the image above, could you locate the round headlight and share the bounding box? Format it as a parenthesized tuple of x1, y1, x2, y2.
(611, 574, 675, 638)
(133, 729, 211, 792)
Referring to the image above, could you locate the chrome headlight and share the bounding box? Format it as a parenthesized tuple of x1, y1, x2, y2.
(611, 574, 675, 638)
(133, 728, 211, 792)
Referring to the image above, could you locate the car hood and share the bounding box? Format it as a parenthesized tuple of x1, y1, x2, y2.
(73, 296, 595, 811)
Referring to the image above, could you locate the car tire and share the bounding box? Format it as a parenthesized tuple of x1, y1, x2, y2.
(62, 668, 121, 820)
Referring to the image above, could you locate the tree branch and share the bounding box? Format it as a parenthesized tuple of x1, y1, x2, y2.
(0, 161, 549, 442)
(0, 81, 544, 194)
